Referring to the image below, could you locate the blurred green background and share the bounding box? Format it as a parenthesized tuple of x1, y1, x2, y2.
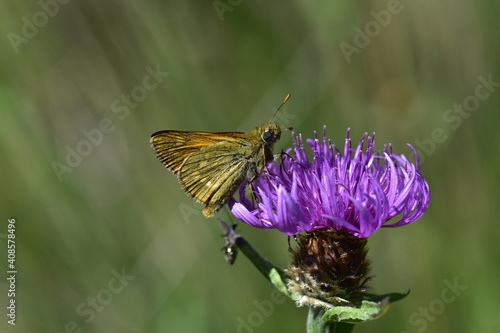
(1, 1, 499, 332)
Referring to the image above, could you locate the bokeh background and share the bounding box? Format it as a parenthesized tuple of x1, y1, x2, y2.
(1, 1, 499, 332)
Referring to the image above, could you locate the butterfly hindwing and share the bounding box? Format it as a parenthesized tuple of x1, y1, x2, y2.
(178, 141, 252, 216)
(150, 130, 254, 216)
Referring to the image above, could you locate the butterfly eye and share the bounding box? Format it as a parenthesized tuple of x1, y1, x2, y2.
(262, 131, 274, 143)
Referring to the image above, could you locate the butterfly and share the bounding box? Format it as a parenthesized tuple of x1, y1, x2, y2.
(150, 94, 290, 217)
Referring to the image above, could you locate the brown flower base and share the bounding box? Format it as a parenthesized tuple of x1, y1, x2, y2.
(286, 230, 372, 308)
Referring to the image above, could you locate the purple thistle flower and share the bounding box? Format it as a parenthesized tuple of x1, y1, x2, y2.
(229, 127, 430, 238)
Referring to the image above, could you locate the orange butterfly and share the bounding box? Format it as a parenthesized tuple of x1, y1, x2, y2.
(150, 95, 290, 217)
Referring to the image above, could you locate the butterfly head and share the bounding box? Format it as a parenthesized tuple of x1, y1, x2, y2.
(260, 123, 281, 145)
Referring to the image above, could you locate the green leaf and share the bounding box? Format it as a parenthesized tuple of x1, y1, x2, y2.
(322, 299, 391, 323)
(308, 307, 355, 333)
(365, 290, 410, 303)
(269, 268, 289, 296)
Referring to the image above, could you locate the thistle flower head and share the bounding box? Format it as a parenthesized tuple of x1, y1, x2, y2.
(230, 127, 430, 238)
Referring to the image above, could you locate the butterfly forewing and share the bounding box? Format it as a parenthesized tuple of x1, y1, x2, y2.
(151, 131, 243, 173)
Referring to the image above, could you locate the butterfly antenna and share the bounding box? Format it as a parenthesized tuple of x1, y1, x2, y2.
(269, 94, 291, 124)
